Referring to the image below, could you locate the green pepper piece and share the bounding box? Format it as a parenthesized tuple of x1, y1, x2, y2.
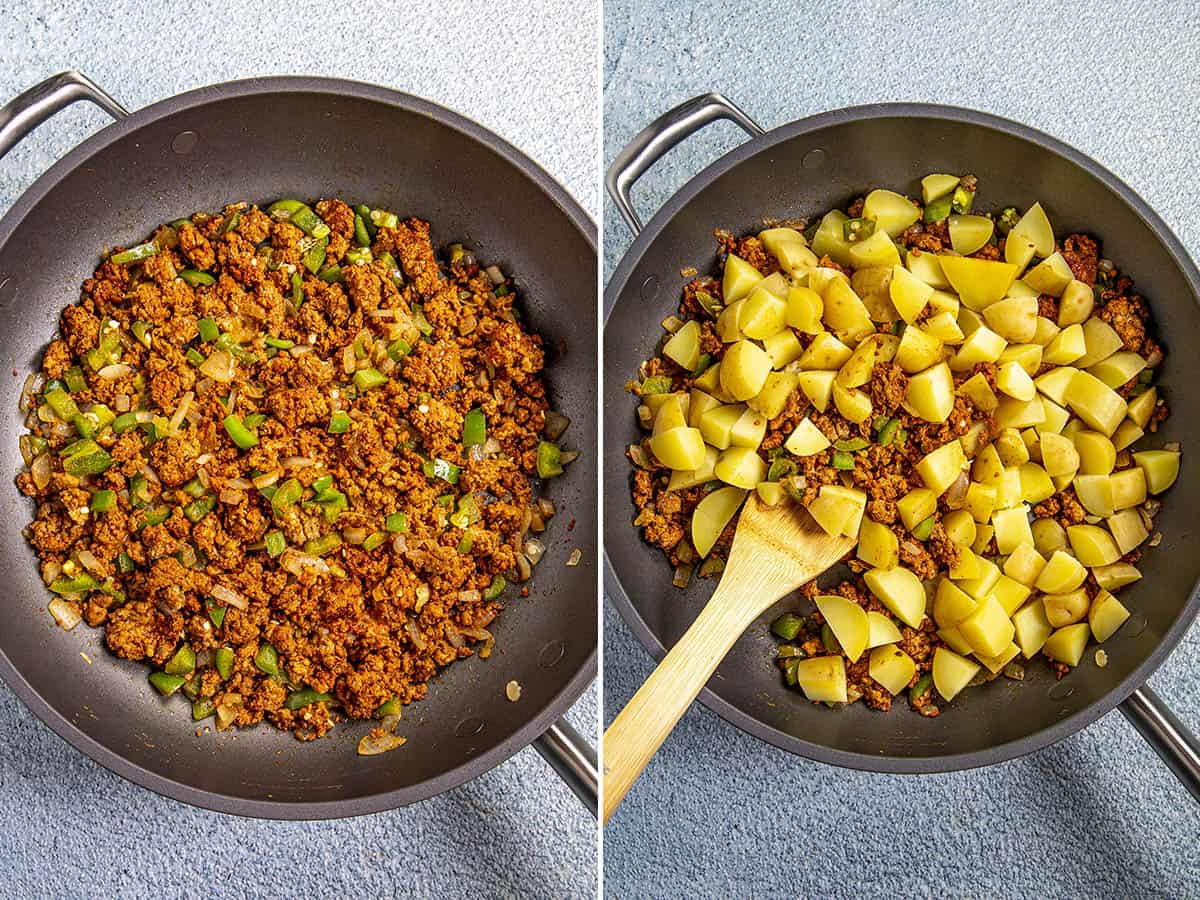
(64, 444, 114, 477)
(141, 506, 171, 529)
(362, 531, 389, 551)
(422, 458, 461, 485)
(271, 478, 303, 511)
(833, 437, 869, 452)
(192, 698, 216, 721)
(181, 478, 206, 498)
(164, 644, 196, 675)
(412, 305, 433, 337)
(254, 643, 280, 676)
(288, 205, 330, 239)
(693, 289, 721, 317)
(483, 575, 506, 601)
(784, 658, 801, 687)
(910, 672, 933, 703)
(219, 210, 241, 234)
(912, 515, 936, 541)
(923, 195, 953, 223)
(317, 489, 347, 523)
(354, 205, 378, 240)
(222, 414, 259, 450)
(771, 613, 804, 641)
(351, 214, 372, 248)
(328, 410, 352, 434)
(344, 248, 372, 266)
(183, 495, 216, 523)
(374, 697, 401, 718)
(387, 338, 411, 361)
(692, 354, 714, 377)
(91, 489, 116, 513)
(309, 474, 333, 495)
(197, 317, 220, 343)
(536, 442, 563, 478)
(64, 366, 87, 393)
(42, 378, 66, 395)
(462, 407, 486, 447)
(44, 387, 80, 421)
(303, 533, 342, 556)
(317, 264, 343, 283)
(50, 573, 99, 595)
(148, 671, 186, 696)
(842, 217, 876, 242)
(300, 237, 328, 274)
(184, 348, 204, 368)
(243, 413, 266, 430)
(266, 199, 304, 220)
(456, 533, 474, 554)
(385, 511, 408, 533)
(179, 270, 215, 287)
(996, 207, 1020, 235)
(876, 417, 900, 447)
(214, 646, 235, 680)
(638, 376, 673, 395)
(128, 474, 151, 507)
(832, 451, 855, 471)
(265, 530, 286, 558)
(951, 185, 974, 214)
(208, 602, 227, 628)
(449, 495, 481, 528)
(285, 688, 334, 710)
(375, 251, 404, 288)
(369, 209, 399, 229)
(766, 457, 796, 482)
(820, 623, 840, 653)
(111, 242, 159, 265)
(116, 552, 135, 574)
(354, 368, 387, 391)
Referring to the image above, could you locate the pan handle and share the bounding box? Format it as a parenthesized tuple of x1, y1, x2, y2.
(0, 70, 128, 160)
(1119, 685, 1200, 802)
(532, 717, 598, 816)
(605, 92, 764, 236)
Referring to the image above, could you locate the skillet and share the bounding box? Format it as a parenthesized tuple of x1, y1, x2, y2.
(603, 93, 1200, 798)
(0, 71, 597, 818)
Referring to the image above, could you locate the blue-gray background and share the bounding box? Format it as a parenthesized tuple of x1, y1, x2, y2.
(603, 2, 1200, 897)
(0, 2, 597, 898)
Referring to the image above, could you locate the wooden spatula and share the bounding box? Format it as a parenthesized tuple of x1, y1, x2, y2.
(602, 493, 855, 823)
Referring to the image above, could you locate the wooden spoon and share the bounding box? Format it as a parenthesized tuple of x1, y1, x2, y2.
(602, 493, 855, 823)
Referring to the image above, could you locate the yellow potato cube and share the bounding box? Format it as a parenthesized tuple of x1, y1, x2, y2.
(949, 546, 983, 580)
(1042, 623, 1090, 667)
(994, 397, 1046, 430)
(976, 642, 1021, 675)
(906, 249, 950, 289)
(924, 310, 965, 344)
(1022, 252, 1074, 296)
(1018, 462, 1056, 505)
(1107, 508, 1148, 554)
(662, 320, 702, 371)
(921, 174, 960, 204)
(1072, 474, 1114, 517)
(928, 288, 960, 317)
(866, 611, 903, 648)
(715, 300, 745, 343)
(722, 254, 762, 303)
(948, 214, 995, 255)
(1110, 467, 1147, 510)
(1074, 431, 1116, 475)
(836, 338, 877, 388)
(648, 426, 707, 471)
(863, 189, 922, 237)
(1112, 419, 1144, 451)
(1089, 590, 1131, 643)
(1093, 562, 1142, 591)
(932, 647, 982, 701)
(868, 645, 917, 695)
(1033, 366, 1078, 404)
(651, 392, 689, 435)
(949, 326, 1007, 371)
(690, 486, 747, 557)
(808, 484, 867, 537)
(798, 332, 852, 370)
(895, 325, 944, 374)
(996, 360, 1036, 401)
(1032, 518, 1068, 558)
(1043, 323, 1086, 365)
(864, 566, 927, 628)
(959, 421, 991, 460)
(785, 285, 824, 334)
(720, 340, 773, 401)
(698, 404, 744, 450)
(759, 227, 809, 267)
(1039, 397, 1071, 435)
(1004, 544, 1047, 586)
(937, 256, 1019, 310)
(1011, 202, 1055, 256)
(995, 429, 1029, 466)
(916, 440, 967, 495)
(850, 267, 900, 324)
(686, 389, 721, 429)
(983, 295, 1037, 342)
(692, 360, 729, 400)
(958, 373, 999, 413)
(890, 264, 935, 323)
(934, 578, 978, 628)
(971, 524, 995, 555)
(1088, 351, 1146, 389)
(1032, 316, 1061, 347)
(755, 481, 785, 507)
(973, 444, 1005, 485)
(667, 445, 719, 492)
(1039, 431, 1080, 477)
(729, 407, 768, 449)
(796, 370, 836, 412)
(1036, 550, 1087, 593)
(714, 446, 767, 490)
(994, 467, 1024, 510)
(1076, 317, 1124, 368)
(1012, 599, 1053, 658)
(784, 417, 831, 456)
(847, 229, 902, 269)
(762, 329, 804, 369)
(897, 487, 937, 530)
(815, 593, 870, 663)
(1126, 387, 1157, 429)
(739, 286, 788, 341)
(1043, 588, 1090, 628)
(747, 371, 799, 419)
(794, 656, 848, 703)
(937, 625, 976, 655)
(832, 383, 873, 424)
(1000, 341, 1044, 375)
(992, 574, 1032, 617)
(1005, 231, 1037, 270)
(965, 481, 997, 523)
(956, 556, 1001, 600)
(1133, 449, 1181, 494)
(1067, 524, 1121, 567)
(906, 362, 955, 423)
(992, 504, 1034, 554)
(857, 518, 899, 570)
(941, 510, 975, 548)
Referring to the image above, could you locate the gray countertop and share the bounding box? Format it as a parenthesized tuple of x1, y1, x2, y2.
(0, 2, 597, 897)
(603, 1, 1200, 896)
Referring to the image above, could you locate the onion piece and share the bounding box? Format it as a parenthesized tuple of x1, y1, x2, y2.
(523, 536, 546, 566)
(97, 363, 132, 380)
(167, 390, 193, 435)
(76, 549, 107, 577)
(211, 583, 248, 610)
(445, 624, 465, 650)
(216, 693, 243, 731)
(567, 548, 582, 567)
(48, 598, 82, 631)
(218, 489, 244, 505)
(672, 563, 694, 588)
(281, 456, 316, 469)
(280, 548, 330, 577)
(225, 477, 253, 490)
(251, 470, 280, 489)
(405, 617, 427, 650)
(458, 590, 482, 604)
(392, 533, 408, 553)
(200, 349, 235, 383)
(485, 265, 505, 285)
(357, 731, 407, 756)
(516, 553, 532, 582)
(342, 526, 367, 545)
(30, 453, 52, 490)
(537, 497, 556, 519)
(113, 393, 131, 413)
(20, 373, 37, 411)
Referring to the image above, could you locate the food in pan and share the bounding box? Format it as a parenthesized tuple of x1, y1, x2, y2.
(626, 174, 1178, 715)
(17, 198, 576, 744)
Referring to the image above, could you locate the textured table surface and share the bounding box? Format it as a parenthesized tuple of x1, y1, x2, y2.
(0, 3, 597, 898)
(603, 1, 1200, 897)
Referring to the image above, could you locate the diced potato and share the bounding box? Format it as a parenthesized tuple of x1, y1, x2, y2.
(1057, 279, 1095, 326)
(1011, 202, 1055, 256)
(996, 361, 1036, 401)
(798, 332, 852, 370)
(1017, 462, 1055, 505)
(898, 487, 937, 530)
(1032, 517, 1068, 557)
(1039, 397, 1071, 435)
(785, 285, 824, 334)
(648, 426, 707, 471)
(836, 338, 877, 388)
(652, 393, 689, 435)
(949, 546, 982, 580)
(1035, 550, 1087, 593)
(964, 481, 997, 523)
(730, 407, 768, 449)
(1133, 449, 1181, 494)
(796, 370, 836, 412)
(1022, 252, 1073, 296)
(938, 256, 1019, 310)
(785, 417, 831, 456)
(667, 445, 719, 492)
(699, 404, 744, 449)
(692, 360, 730, 400)
(1067, 368, 1126, 436)
(1093, 562, 1142, 591)
(1110, 467, 1147, 510)
(1072, 473, 1114, 517)
(866, 611, 903, 648)
(759, 227, 809, 267)
(794, 656, 848, 703)
(916, 440, 967, 495)
(889, 264, 935, 323)
(1107, 507, 1148, 554)
(1089, 590, 1131, 643)
(999, 342, 1043, 375)
(857, 518, 900, 569)
(1126, 387, 1157, 429)
(957, 306, 984, 336)
(714, 446, 767, 489)
(874, 332, 900, 362)
(948, 214, 994, 255)
(924, 311, 964, 344)
(808, 266, 848, 297)
(747, 371, 799, 419)
(716, 300, 745, 342)
(1039, 431, 1080, 478)
(1067, 524, 1120, 566)
(921, 174, 960, 204)
(976, 642, 1021, 675)
(958, 373, 999, 413)
(1076, 317, 1124, 368)
(823, 278, 875, 342)
(1004, 232, 1037, 270)
(956, 556, 1001, 600)
(1074, 431, 1116, 476)
(864, 565, 927, 628)
(1042, 623, 1090, 667)
(691, 486, 747, 557)
(756, 481, 785, 507)
(932, 647, 981, 701)
(906, 362, 955, 423)
(722, 254, 763, 303)
(868, 644, 917, 695)
(949, 326, 1006, 371)
(959, 596, 1016, 658)
(971, 524, 994, 555)
(663, 320, 702, 371)
(994, 397, 1046, 430)
(1041, 323, 1085, 367)
(1032, 316, 1061, 347)
(850, 267, 901, 324)
(983, 295, 1037, 343)
(995, 466, 1025, 509)
(739, 283, 789, 340)
(1043, 588, 1089, 628)
(848, 230, 902, 270)
(832, 383, 872, 424)
(1112, 419, 1144, 451)
(971, 444, 1004, 485)
(808, 484, 867, 538)
(895, 326, 944, 374)
(941, 510, 976, 547)
(933, 578, 978, 628)
(929, 289, 960, 318)
(1089, 351, 1146, 389)
(863, 189, 921, 237)
(687, 390, 721, 429)
(991, 505, 1033, 554)
(1034, 366, 1078, 404)
(720, 340, 773, 401)
(938, 625, 976, 655)
(959, 421, 991, 460)
(995, 429, 1029, 466)
(1012, 599, 1053, 658)
(1004, 544, 1047, 586)
(815, 593, 870, 663)
(906, 249, 950, 289)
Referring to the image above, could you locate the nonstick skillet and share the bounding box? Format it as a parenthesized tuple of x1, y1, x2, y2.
(0, 71, 597, 819)
(603, 93, 1200, 798)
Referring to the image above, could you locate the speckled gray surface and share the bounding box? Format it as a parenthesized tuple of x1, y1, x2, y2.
(0, 2, 597, 898)
(603, 2, 1200, 897)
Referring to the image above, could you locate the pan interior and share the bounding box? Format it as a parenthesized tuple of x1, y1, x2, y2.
(0, 85, 596, 812)
(604, 109, 1200, 769)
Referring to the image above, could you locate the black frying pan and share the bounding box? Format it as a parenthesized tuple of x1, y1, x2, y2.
(603, 94, 1200, 797)
(0, 72, 597, 819)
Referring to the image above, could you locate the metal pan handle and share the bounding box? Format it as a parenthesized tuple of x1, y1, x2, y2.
(0, 70, 128, 160)
(1120, 685, 1200, 801)
(533, 718, 598, 816)
(605, 92, 764, 236)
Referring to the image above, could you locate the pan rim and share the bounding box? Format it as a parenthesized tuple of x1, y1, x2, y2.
(603, 100, 1200, 774)
(0, 75, 597, 819)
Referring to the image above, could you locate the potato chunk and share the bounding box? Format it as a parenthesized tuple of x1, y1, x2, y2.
(932, 647, 981, 701)
(864, 566, 926, 628)
(869, 645, 917, 695)
(690, 486, 747, 558)
(794, 656, 847, 703)
(720, 340, 772, 401)
(815, 594, 870, 663)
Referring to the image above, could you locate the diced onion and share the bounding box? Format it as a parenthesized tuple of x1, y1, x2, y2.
(280, 549, 330, 576)
(281, 456, 316, 469)
(76, 549, 107, 577)
(523, 536, 546, 566)
(567, 548, 582, 567)
(559, 450, 580, 465)
(485, 265, 504, 285)
(445, 624, 465, 650)
(97, 363, 132, 380)
(672, 563, 694, 587)
(342, 526, 367, 545)
(405, 617, 427, 650)
(458, 590, 482, 604)
(216, 693, 243, 731)
(251, 470, 280, 489)
(516, 553, 532, 582)
(200, 349, 235, 383)
(20, 373, 37, 411)
(48, 599, 82, 630)
(211, 583, 248, 610)
(113, 393, 131, 413)
(537, 497, 556, 519)
(218, 489, 244, 505)
(167, 390, 193, 435)
(392, 533, 408, 553)
(226, 477, 253, 490)
(30, 453, 52, 490)
(357, 731, 407, 756)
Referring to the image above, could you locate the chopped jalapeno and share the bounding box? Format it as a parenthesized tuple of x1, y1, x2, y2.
(951, 184, 974, 214)
(186, 348, 206, 367)
(265, 530, 286, 558)
(996, 207, 1020, 235)
(462, 407, 486, 447)
(116, 552, 135, 574)
(833, 437, 868, 452)
(285, 688, 333, 710)
(111, 241, 158, 265)
(50, 573, 99, 595)
(183, 495, 216, 523)
(842, 217, 876, 242)
(771, 613, 804, 641)
(222, 414, 259, 449)
(215, 647, 235, 680)
(876, 417, 900, 446)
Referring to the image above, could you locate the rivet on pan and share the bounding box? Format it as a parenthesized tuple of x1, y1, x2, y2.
(801, 148, 826, 170)
(639, 275, 659, 303)
(171, 131, 199, 155)
(1125, 614, 1148, 638)
(1048, 682, 1075, 702)
(538, 639, 566, 669)
(454, 716, 484, 738)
